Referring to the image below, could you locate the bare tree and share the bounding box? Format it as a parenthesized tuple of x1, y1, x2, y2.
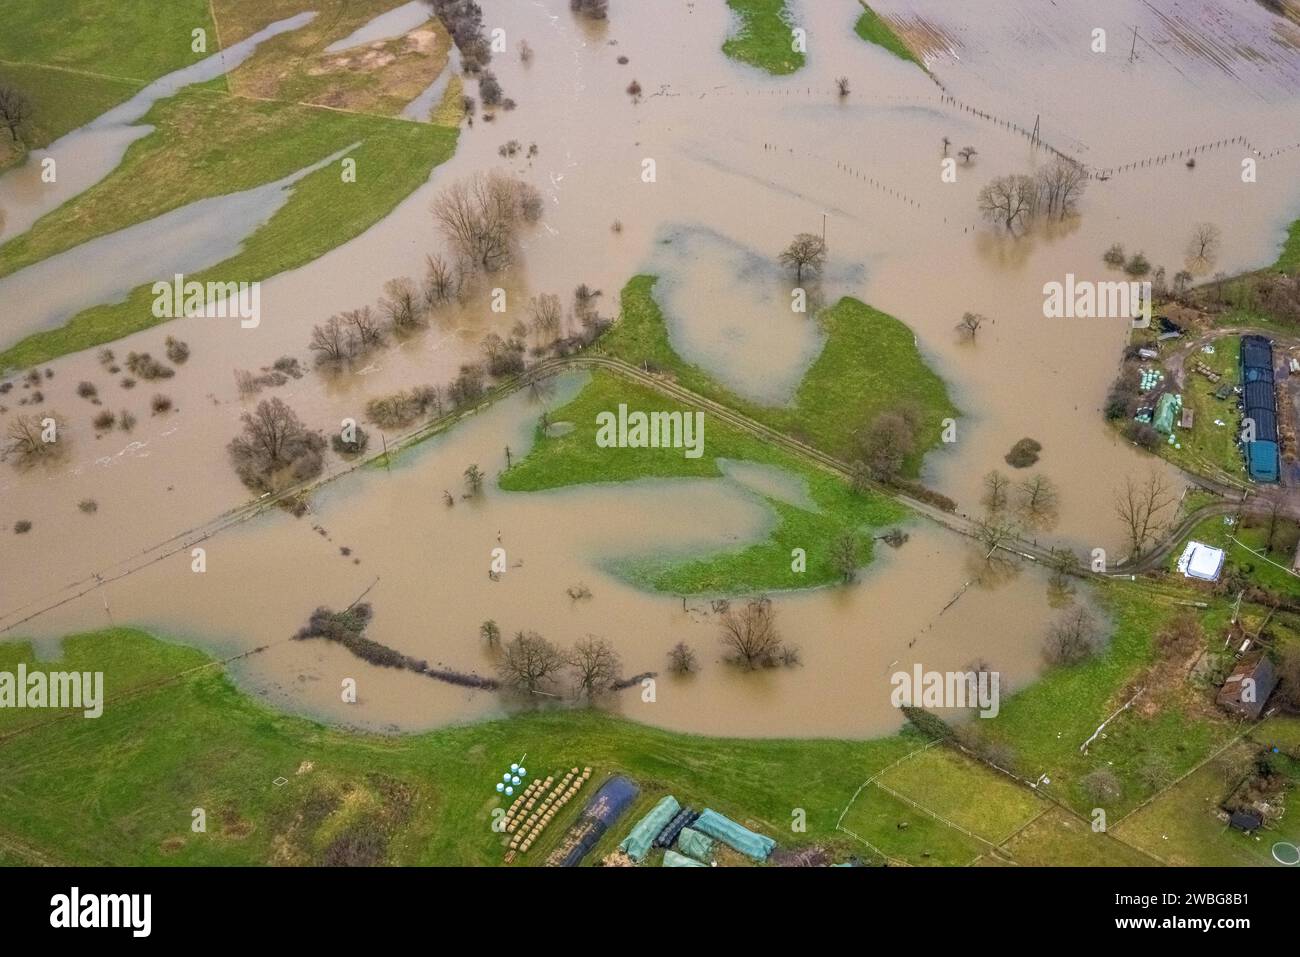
(227, 398, 325, 491)
(830, 530, 860, 583)
(718, 596, 783, 669)
(1035, 158, 1087, 220)
(0, 85, 31, 142)
(567, 636, 622, 700)
(835, 76, 850, 97)
(463, 463, 484, 496)
(958, 145, 977, 164)
(431, 171, 538, 272)
(668, 641, 697, 675)
(941, 136, 951, 157)
(499, 630, 566, 694)
(422, 253, 457, 307)
(1043, 605, 1101, 665)
(956, 311, 987, 340)
(778, 232, 828, 283)
(1186, 222, 1221, 268)
(977, 174, 1036, 232)
(380, 277, 422, 330)
(480, 619, 501, 645)
(4, 412, 63, 465)
(528, 293, 563, 342)
(861, 411, 915, 482)
(974, 516, 1020, 560)
(1017, 474, 1058, 518)
(343, 306, 383, 350)
(983, 470, 1010, 512)
(1113, 470, 1175, 558)
(308, 315, 351, 365)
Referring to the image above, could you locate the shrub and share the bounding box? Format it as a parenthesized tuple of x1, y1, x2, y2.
(126, 352, 174, 380)
(76, 381, 98, 399)
(165, 336, 190, 364)
(1004, 437, 1042, 468)
(92, 410, 116, 430)
(151, 394, 173, 414)
(14, 520, 32, 534)
(331, 427, 370, 457)
(1102, 243, 1126, 268)
(1123, 252, 1151, 278)
(626, 79, 641, 97)
(77, 499, 98, 514)
(119, 410, 137, 432)
(1123, 421, 1161, 451)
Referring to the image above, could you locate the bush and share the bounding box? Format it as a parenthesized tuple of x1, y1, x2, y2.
(165, 336, 190, 364)
(331, 427, 370, 457)
(92, 410, 116, 430)
(126, 352, 173, 381)
(77, 498, 98, 514)
(119, 410, 137, 432)
(13, 520, 32, 534)
(150, 394, 173, 414)
(365, 387, 443, 430)
(1123, 421, 1161, 451)
(1004, 437, 1042, 468)
(1123, 252, 1151, 278)
(76, 381, 98, 399)
(1102, 243, 1126, 268)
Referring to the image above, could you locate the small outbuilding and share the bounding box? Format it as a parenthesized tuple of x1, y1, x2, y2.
(1217, 655, 1278, 720)
(1177, 540, 1225, 582)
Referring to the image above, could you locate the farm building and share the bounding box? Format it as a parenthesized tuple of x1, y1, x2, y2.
(1216, 655, 1278, 720)
(1239, 335, 1280, 482)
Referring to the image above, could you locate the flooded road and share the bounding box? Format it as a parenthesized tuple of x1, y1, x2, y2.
(2, 0, 1298, 737)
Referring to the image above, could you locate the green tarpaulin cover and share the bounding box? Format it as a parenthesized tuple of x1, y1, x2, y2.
(618, 795, 680, 862)
(676, 826, 715, 863)
(663, 849, 706, 867)
(692, 809, 776, 861)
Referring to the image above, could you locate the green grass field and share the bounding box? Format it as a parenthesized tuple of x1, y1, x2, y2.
(1, 575, 1292, 866)
(0, 628, 915, 866)
(499, 369, 909, 594)
(601, 276, 959, 474)
(853, 2, 924, 69)
(0, 0, 213, 81)
(1144, 337, 1247, 482)
(722, 0, 805, 76)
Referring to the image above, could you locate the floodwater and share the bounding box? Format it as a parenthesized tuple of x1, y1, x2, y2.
(0, 12, 318, 241)
(2, 0, 1299, 738)
(324, 1, 431, 54)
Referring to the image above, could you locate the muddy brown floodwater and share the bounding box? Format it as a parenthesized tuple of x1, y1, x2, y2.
(1, 0, 1298, 738)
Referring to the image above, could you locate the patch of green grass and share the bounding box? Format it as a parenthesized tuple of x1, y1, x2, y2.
(1277, 218, 1300, 274)
(0, 91, 456, 370)
(999, 806, 1152, 866)
(853, 2, 924, 69)
(722, 0, 805, 76)
(499, 369, 908, 594)
(1145, 336, 1245, 481)
(838, 780, 987, 865)
(0, 628, 916, 865)
(877, 746, 1045, 843)
(0, 0, 213, 80)
(1168, 512, 1300, 600)
(601, 275, 958, 474)
(1113, 739, 1300, 866)
(979, 584, 1240, 817)
(0, 63, 144, 171)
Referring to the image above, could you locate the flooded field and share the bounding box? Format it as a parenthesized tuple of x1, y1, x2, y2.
(2, 0, 1299, 739)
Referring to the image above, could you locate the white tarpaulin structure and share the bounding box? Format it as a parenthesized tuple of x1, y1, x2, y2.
(1177, 541, 1225, 582)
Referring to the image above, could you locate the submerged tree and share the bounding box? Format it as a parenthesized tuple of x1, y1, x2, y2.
(567, 636, 622, 700)
(778, 232, 828, 283)
(718, 596, 784, 669)
(499, 630, 566, 694)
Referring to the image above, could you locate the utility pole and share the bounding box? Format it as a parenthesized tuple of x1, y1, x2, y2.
(822, 212, 827, 244)
(1129, 26, 1138, 62)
